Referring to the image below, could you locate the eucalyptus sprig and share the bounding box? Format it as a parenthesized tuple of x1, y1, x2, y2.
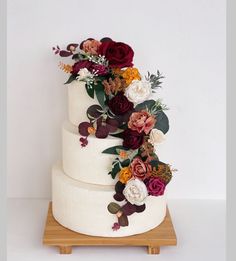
(72, 50, 109, 66)
(145, 70, 164, 91)
(149, 99, 169, 114)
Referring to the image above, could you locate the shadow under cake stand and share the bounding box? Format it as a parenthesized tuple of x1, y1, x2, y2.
(43, 202, 177, 255)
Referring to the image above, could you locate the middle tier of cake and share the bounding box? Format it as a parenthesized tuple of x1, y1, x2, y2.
(62, 121, 121, 185)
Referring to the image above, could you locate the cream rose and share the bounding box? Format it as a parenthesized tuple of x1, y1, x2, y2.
(123, 178, 148, 206)
(148, 129, 165, 147)
(76, 68, 93, 80)
(125, 80, 152, 104)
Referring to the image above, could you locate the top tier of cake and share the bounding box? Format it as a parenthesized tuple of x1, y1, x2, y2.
(62, 80, 121, 186)
(68, 80, 96, 126)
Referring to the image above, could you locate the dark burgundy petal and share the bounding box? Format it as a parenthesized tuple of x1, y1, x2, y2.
(66, 43, 78, 51)
(113, 193, 125, 201)
(106, 118, 119, 133)
(121, 202, 137, 216)
(78, 122, 92, 136)
(95, 125, 109, 139)
(59, 50, 73, 57)
(87, 105, 103, 120)
(115, 181, 125, 193)
(135, 204, 146, 213)
(100, 37, 113, 42)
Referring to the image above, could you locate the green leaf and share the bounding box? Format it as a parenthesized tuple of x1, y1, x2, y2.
(155, 111, 169, 134)
(85, 83, 95, 99)
(149, 159, 159, 168)
(118, 214, 129, 227)
(111, 162, 121, 179)
(135, 100, 156, 111)
(109, 131, 124, 139)
(102, 145, 128, 155)
(107, 202, 121, 214)
(95, 82, 106, 108)
(64, 74, 77, 84)
(121, 159, 130, 167)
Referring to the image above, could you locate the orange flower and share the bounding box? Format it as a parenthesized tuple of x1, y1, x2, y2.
(58, 62, 72, 73)
(112, 68, 124, 76)
(87, 126, 96, 135)
(121, 67, 141, 85)
(119, 167, 132, 184)
(119, 150, 128, 159)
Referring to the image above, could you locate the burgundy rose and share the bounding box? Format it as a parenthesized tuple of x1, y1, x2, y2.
(108, 92, 134, 115)
(122, 129, 144, 150)
(130, 157, 152, 180)
(146, 177, 166, 196)
(90, 64, 109, 76)
(71, 60, 93, 75)
(99, 40, 134, 68)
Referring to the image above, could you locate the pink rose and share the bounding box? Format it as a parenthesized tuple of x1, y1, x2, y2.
(146, 177, 166, 196)
(82, 39, 101, 55)
(128, 110, 156, 134)
(130, 157, 152, 180)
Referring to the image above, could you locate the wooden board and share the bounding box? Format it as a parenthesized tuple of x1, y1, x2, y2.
(43, 202, 177, 255)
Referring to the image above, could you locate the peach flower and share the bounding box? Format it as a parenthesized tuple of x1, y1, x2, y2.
(82, 39, 101, 55)
(130, 157, 152, 180)
(128, 110, 156, 134)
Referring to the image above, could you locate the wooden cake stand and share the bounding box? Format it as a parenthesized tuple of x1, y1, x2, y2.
(43, 202, 177, 255)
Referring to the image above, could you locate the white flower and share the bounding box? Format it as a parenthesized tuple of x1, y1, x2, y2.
(76, 68, 93, 81)
(148, 129, 165, 148)
(125, 80, 152, 104)
(123, 178, 148, 206)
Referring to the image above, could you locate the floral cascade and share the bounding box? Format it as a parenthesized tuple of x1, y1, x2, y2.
(53, 37, 175, 231)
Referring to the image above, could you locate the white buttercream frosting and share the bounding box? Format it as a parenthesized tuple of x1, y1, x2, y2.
(62, 121, 121, 185)
(52, 163, 167, 237)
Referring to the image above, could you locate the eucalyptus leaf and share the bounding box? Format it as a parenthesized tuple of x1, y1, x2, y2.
(121, 159, 130, 167)
(102, 146, 128, 155)
(135, 100, 156, 111)
(64, 74, 77, 84)
(95, 82, 106, 108)
(107, 202, 121, 214)
(155, 111, 169, 134)
(118, 214, 129, 227)
(85, 83, 95, 99)
(111, 162, 121, 179)
(109, 131, 124, 139)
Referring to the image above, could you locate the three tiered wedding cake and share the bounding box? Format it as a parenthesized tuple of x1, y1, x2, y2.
(52, 37, 173, 237)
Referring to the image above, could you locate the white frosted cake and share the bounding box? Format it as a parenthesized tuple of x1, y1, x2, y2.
(52, 37, 173, 237)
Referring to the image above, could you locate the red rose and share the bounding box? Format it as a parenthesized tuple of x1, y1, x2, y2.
(71, 60, 93, 75)
(99, 40, 134, 68)
(108, 92, 134, 115)
(146, 177, 166, 196)
(122, 129, 144, 150)
(130, 157, 152, 180)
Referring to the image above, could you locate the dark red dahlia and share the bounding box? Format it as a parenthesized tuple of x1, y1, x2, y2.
(108, 92, 134, 116)
(122, 129, 144, 150)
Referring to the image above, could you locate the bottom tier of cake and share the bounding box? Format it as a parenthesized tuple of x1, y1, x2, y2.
(52, 163, 167, 237)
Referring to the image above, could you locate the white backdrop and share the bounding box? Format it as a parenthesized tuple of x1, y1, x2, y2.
(7, 0, 226, 199)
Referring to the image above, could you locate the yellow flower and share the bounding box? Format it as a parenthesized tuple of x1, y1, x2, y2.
(119, 167, 132, 184)
(122, 68, 141, 85)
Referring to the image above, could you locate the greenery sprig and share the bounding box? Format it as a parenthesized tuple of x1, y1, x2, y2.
(145, 70, 164, 91)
